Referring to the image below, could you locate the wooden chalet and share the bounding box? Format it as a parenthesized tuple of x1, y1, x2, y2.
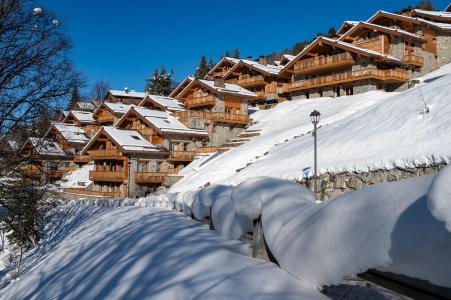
(173, 77, 257, 146)
(73, 101, 96, 112)
(116, 106, 208, 174)
(138, 95, 185, 112)
(21, 137, 72, 181)
(206, 57, 240, 79)
(106, 89, 147, 105)
(92, 102, 134, 126)
(366, 10, 451, 74)
(79, 127, 168, 198)
(409, 8, 451, 23)
(223, 59, 288, 108)
(63, 110, 99, 137)
(280, 36, 408, 99)
(45, 123, 90, 163)
(169, 77, 193, 98)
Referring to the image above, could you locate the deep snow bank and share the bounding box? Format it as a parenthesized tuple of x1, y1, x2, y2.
(427, 165, 451, 232)
(0, 206, 327, 300)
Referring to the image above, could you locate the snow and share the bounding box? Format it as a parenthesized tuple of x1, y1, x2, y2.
(75, 102, 95, 111)
(65, 110, 96, 124)
(131, 107, 208, 136)
(171, 63, 451, 192)
(108, 89, 147, 99)
(198, 79, 257, 98)
(27, 137, 67, 157)
(140, 95, 185, 111)
(427, 165, 451, 232)
(341, 21, 423, 41)
(0, 205, 328, 299)
(101, 102, 135, 115)
(60, 163, 94, 188)
(228, 59, 283, 76)
(32, 7, 42, 15)
(50, 123, 89, 144)
(413, 9, 451, 20)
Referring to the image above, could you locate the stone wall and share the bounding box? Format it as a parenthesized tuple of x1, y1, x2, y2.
(210, 123, 246, 146)
(352, 80, 377, 95)
(390, 36, 405, 60)
(437, 31, 451, 68)
(297, 163, 445, 200)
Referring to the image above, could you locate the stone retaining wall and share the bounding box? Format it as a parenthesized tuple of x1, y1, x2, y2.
(297, 163, 446, 200)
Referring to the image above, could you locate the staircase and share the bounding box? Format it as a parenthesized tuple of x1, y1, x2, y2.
(218, 128, 262, 152)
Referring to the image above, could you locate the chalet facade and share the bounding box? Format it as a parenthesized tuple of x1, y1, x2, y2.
(63, 110, 99, 137)
(206, 57, 240, 79)
(174, 77, 257, 146)
(223, 59, 288, 108)
(93, 102, 134, 126)
(81, 127, 168, 197)
(45, 123, 90, 164)
(138, 95, 185, 112)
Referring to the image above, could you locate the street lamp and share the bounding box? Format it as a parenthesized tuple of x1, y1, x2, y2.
(310, 110, 321, 197)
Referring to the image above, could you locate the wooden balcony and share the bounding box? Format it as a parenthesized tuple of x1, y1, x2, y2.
(255, 90, 266, 99)
(74, 154, 91, 163)
(196, 146, 220, 153)
(227, 75, 266, 87)
(285, 68, 409, 92)
(174, 110, 250, 125)
(96, 115, 114, 124)
(88, 149, 124, 160)
(294, 52, 355, 74)
(168, 150, 197, 162)
(184, 95, 217, 109)
(63, 187, 122, 198)
(22, 166, 63, 180)
(134, 172, 167, 184)
(89, 170, 125, 182)
(404, 54, 424, 67)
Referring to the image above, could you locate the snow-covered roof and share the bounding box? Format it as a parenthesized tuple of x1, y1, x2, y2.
(50, 123, 89, 144)
(337, 20, 360, 35)
(226, 59, 283, 77)
(7, 140, 18, 151)
(412, 8, 451, 20)
(198, 79, 258, 98)
(122, 107, 208, 136)
(207, 57, 241, 76)
(417, 18, 451, 30)
(65, 110, 96, 124)
(26, 137, 67, 157)
(280, 36, 405, 75)
(282, 54, 296, 61)
(368, 10, 451, 31)
(103, 102, 135, 115)
(139, 95, 185, 112)
(446, 3, 451, 12)
(169, 77, 195, 98)
(108, 89, 148, 99)
(340, 21, 423, 41)
(75, 102, 95, 111)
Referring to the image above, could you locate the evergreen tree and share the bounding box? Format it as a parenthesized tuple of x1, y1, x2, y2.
(233, 48, 240, 59)
(327, 27, 337, 38)
(67, 86, 81, 110)
(225, 49, 231, 57)
(195, 55, 210, 79)
(207, 58, 215, 70)
(145, 66, 174, 96)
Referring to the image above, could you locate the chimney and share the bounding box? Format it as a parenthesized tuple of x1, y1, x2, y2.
(124, 86, 129, 93)
(214, 78, 225, 88)
(258, 56, 267, 65)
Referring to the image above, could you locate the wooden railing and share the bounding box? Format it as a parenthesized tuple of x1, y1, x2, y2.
(196, 146, 219, 153)
(89, 170, 125, 182)
(88, 149, 124, 159)
(63, 187, 122, 198)
(168, 150, 196, 162)
(184, 95, 216, 109)
(354, 36, 386, 54)
(134, 172, 167, 184)
(404, 54, 424, 66)
(255, 90, 266, 99)
(96, 115, 114, 124)
(212, 70, 229, 77)
(174, 110, 249, 125)
(227, 75, 266, 87)
(285, 68, 409, 92)
(294, 52, 355, 74)
(74, 154, 91, 163)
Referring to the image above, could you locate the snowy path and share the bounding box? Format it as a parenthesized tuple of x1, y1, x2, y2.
(0, 206, 327, 299)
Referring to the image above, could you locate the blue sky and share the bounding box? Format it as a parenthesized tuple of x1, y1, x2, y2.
(40, 0, 450, 94)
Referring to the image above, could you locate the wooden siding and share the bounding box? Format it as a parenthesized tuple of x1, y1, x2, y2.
(294, 52, 356, 74)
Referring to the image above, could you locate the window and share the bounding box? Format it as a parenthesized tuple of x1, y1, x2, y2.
(131, 135, 141, 140)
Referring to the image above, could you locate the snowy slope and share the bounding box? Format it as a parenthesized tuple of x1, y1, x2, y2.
(0, 206, 326, 300)
(171, 63, 451, 193)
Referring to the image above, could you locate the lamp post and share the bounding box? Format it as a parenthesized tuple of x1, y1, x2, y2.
(127, 161, 132, 198)
(310, 110, 321, 197)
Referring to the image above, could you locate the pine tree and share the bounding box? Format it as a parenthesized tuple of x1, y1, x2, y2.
(225, 49, 231, 57)
(233, 48, 240, 59)
(207, 58, 215, 70)
(67, 86, 81, 110)
(195, 55, 210, 79)
(327, 27, 337, 38)
(145, 66, 174, 96)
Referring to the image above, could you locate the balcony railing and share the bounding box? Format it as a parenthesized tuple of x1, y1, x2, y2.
(196, 146, 220, 153)
(89, 170, 125, 182)
(184, 95, 216, 109)
(96, 115, 114, 124)
(168, 150, 197, 162)
(294, 52, 355, 74)
(74, 154, 91, 163)
(227, 75, 266, 87)
(63, 187, 122, 198)
(174, 110, 250, 125)
(255, 90, 266, 99)
(285, 68, 409, 92)
(88, 149, 124, 160)
(134, 172, 167, 184)
(404, 54, 424, 67)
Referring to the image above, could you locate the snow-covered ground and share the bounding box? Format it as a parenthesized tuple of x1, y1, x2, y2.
(59, 163, 94, 188)
(171, 63, 451, 193)
(0, 206, 327, 299)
